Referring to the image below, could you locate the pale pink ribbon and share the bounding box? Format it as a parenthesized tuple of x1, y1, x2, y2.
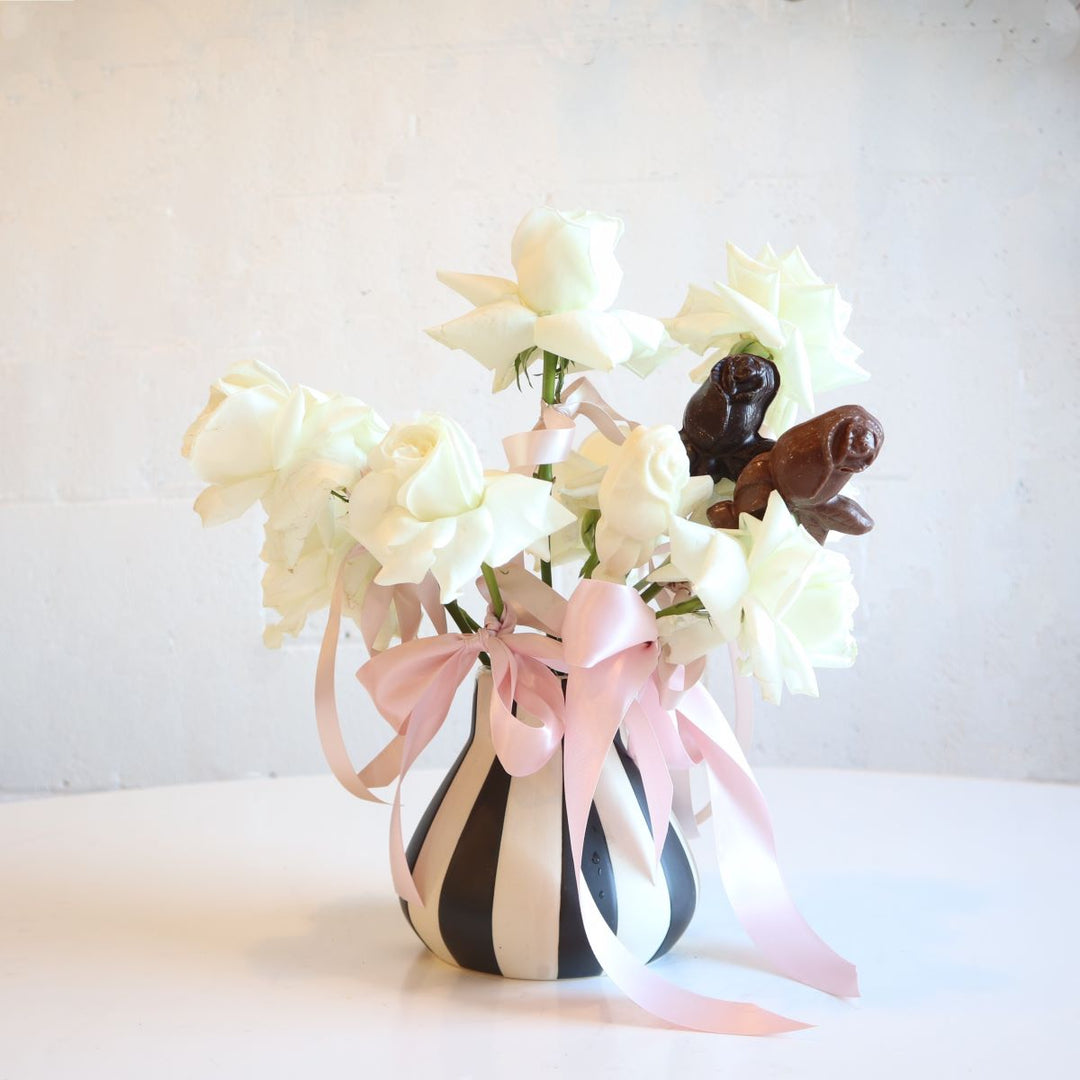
(502, 376, 636, 472)
(314, 553, 441, 804)
(728, 642, 755, 752)
(559, 580, 859, 1033)
(674, 682, 858, 999)
(355, 607, 567, 908)
(360, 576, 446, 653)
(316, 569, 858, 1034)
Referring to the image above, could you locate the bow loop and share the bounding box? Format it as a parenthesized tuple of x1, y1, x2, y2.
(562, 578, 657, 668)
(501, 376, 635, 472)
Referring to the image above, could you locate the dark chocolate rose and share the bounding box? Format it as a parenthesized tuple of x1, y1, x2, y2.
(679, 353, 779, 483)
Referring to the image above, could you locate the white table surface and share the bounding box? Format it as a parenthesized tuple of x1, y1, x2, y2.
(2, 768, 1078, 1078)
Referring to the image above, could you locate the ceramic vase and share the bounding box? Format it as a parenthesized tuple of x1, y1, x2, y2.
(400, 668, 698, 979)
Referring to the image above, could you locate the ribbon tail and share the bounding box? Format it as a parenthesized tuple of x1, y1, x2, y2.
(574, 874, 808, 1034)
(360, 581, 396, 653)
(728, 643, 754, 752)
(622, 702, 672, 877)
(389, 779, 422, 909)
(417, 573, 447, 635)
(315, 565, 387, 804)
(388, 647, 480, 910)
(680, 688, 859, 999)
(671, 768, 699, 840)
(357, 734, 405, 789)
(489, 643, 565, 777)
(563, 664, 626, 861)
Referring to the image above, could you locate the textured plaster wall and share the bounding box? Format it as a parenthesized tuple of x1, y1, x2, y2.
(1, 0, 1078, 793)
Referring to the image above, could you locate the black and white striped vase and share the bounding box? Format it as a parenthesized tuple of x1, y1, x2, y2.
(401, 669, 699, 979)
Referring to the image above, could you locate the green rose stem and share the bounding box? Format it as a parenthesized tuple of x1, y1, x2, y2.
(638, 581, 664, 603)
(654, 596, 705, 619)
(578, 508, 600, 580)
(444, 600, 490, 666)
(535, 350, 563, 588)
(481, 562, 504, 620)
(732, 337, 771, 360)
(444, 600, 479, 634)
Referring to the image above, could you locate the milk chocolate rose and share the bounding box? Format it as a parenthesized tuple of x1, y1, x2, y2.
(707, 404, 884, 543)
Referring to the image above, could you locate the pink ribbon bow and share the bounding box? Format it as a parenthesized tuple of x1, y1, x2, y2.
(559, 579, 858, 1034)
(356, 606, 567, 908)
(316, 568, 858, 1035)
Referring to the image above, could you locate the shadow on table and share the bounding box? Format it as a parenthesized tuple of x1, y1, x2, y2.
(246, 898, 680, 1031)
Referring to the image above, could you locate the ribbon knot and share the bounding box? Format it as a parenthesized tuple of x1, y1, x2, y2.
(481, 603, 517, 636)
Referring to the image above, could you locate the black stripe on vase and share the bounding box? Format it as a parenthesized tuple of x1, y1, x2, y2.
(557, 798, 618, 978)
(437, 756, 513, 975)
(399, 683, 479, 932)
(613, 737, 698, 962)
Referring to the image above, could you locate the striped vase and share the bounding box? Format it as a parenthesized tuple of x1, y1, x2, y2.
(401, 668, 699, 979)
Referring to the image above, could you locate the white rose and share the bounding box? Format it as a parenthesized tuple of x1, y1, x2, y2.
(260, 503, 384, 649)
(347, 413, 575, 603)
(734, 492, 859, 704)
(547, 427, 624, 565)
(182, 360, 302, 525)
(426, 207, 678, 391)
(183, 362, 388, 555)
(511, 207, 623, 314)
(593, 424, 713, 581)
(656, 611, 729, 667)
(262, 391, 388, 567)
(667, 243, 867, 435)
(660, 516, 749, 640)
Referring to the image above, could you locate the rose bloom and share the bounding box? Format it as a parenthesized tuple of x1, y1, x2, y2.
(347, 413, 574, 603)
(667, 243, 867, 435)
(183, 361, 387, 566)
(427, 207, 677, 391)
(260, 503, 384, 649)
(593, 424, 713, 581)
(261, 392, 387, 567)
(547, 427, 627, 565)
(182, 360, 296, 525)
(733, 492, 859, 704)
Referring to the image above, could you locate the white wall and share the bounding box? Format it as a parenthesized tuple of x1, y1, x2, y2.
(1, 0, 1078, 793)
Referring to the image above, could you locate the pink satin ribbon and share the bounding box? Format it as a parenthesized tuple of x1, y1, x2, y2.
(315, 570, 858, 1034)
(728, 642, 755, 752)
(559, 581, 858, 1032)
(502, 376, 635, 472)
(355, 608, 568, 908)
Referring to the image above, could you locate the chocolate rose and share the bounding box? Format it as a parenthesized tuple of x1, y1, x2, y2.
(679, 353, 779, 483)
(706, 405, 884, 543)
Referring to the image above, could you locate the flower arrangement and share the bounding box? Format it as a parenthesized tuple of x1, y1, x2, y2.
(183, 207, 883, 1035)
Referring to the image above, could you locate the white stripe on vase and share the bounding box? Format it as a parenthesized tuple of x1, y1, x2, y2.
(592, 745, 672, 962)
(490, 748, 564, 979)
(406, 670, 497, 967)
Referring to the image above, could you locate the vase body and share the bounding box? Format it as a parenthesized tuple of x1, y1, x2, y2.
(400, 669, 698, 980)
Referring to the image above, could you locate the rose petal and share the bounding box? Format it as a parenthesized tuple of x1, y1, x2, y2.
(481, 472, 576, 567)
(667, 517, 748, 640)
(436, 271, 519, 307)
(533, 310, 633, 371)
(193, 475, 274, 527)
(429, 507, 495, 602)
(425, 298, 537, 392)
(512, 207, 624, 314)
(727, 242, 781, 316)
